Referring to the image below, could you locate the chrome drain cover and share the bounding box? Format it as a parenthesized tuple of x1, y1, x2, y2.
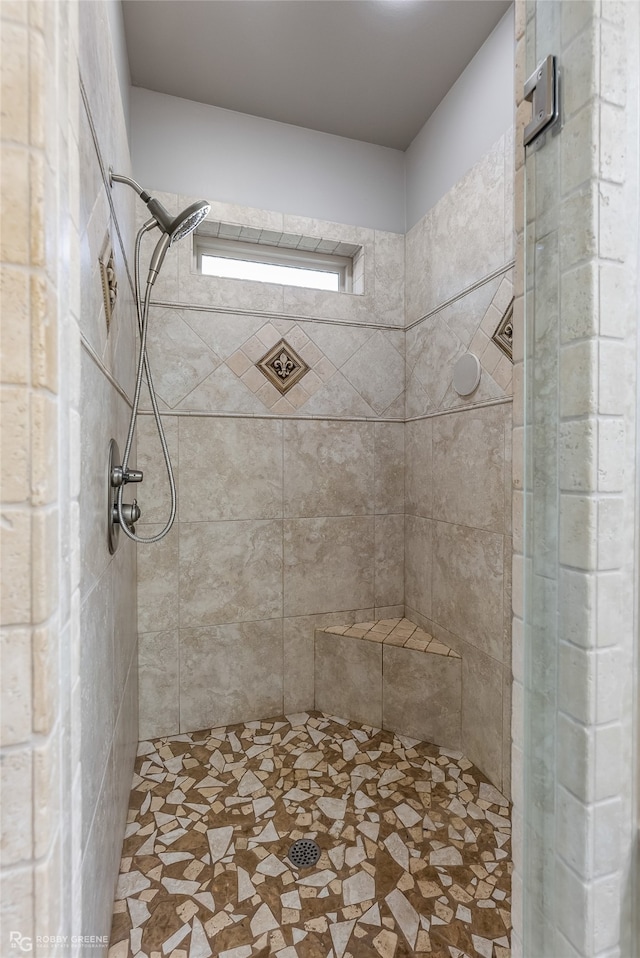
(288, 839, 321, 869)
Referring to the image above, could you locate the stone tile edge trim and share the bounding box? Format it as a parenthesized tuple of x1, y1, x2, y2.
(321, 616, 461, 658)
(150, 299, 405, 332)
(137, 396, 510, 425)
(405, 260, 515, 333)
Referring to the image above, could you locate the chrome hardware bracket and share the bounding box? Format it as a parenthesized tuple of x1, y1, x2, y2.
(524, 55, 560, 147)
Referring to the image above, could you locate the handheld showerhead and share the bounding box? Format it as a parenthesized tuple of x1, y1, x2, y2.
(145, 200, 211, 284)
(110, 171, 211, 284)
(168, 200, 211, 243)
(145, 196, 211, 244)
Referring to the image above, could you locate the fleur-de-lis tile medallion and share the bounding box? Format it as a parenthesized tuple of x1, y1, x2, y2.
(257, 339, 310, 394)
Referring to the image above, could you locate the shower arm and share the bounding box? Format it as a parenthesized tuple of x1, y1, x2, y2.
(110, 170, 150, 201)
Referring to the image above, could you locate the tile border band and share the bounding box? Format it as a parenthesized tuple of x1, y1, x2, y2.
(79, 74, 136, 301)
(137, 395, 511, 424)
(149, 261, 514, 333)
(80, 334, 133, 409)
(405, 261, 515, 332)
(149, 299, 405, 332)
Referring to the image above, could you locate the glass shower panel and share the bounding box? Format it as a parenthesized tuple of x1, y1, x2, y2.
(522, 1, 562, 952)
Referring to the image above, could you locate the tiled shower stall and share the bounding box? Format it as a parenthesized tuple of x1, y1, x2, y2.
(135, 133, 514, 797)
(1, 0, 639, 955)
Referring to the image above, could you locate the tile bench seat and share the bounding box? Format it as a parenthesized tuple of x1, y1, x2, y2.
(314, 618, 462, 750)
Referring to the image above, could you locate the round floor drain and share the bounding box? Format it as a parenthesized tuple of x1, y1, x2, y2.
(288, 839, 321, 869)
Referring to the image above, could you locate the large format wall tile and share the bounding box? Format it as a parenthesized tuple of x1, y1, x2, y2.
(374, 230, 405, 325)
(282, 610, 376, 714)
(432, 522, 505, 662)
(112, 535, 137, 699)
(404, 515, 433, 618)
(180, 620, 283, 730)
(460, 642, 505, 791)
(339, 330, 405, 415)
(374, 515, 404, 608)
(79, 348, 116, 597)
(179, 417, 283, 521)
(383, 645, 462, 749)
(405, 418, 433, 518)
(374, 422, 404, 515)
(284, 517, 374, 616)
(146, 309, 222, 409)
(180, 519, 283, 627)
(406, 316, 467, 412)
(412, 135, 507, 318)
(138, 630, 179, 740)
(137, 522, 179, 634)
(80, 566, 114, 846)
(315, 631, 383, 727)
(432, 404, 506, 533)
(284, 419, 374, 518)
(136, 414, 179, 525)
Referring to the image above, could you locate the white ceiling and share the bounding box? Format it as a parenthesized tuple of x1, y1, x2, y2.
(121, 0, 511, 151)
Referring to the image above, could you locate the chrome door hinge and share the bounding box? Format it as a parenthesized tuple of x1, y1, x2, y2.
(524, 55, 560, 147)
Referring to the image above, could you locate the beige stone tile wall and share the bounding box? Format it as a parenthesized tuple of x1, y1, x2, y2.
(136, 137, 514, 807)
(512, 2, 640, 956)
(137, 412, 405, 740)
(1, 1, 139, 952)
(1, 2, 80, 949)
(135, 188, 408, 742)
(403, 133, 514, 796)
(76, 0, 141, 942)
(404, 404, 513, 795)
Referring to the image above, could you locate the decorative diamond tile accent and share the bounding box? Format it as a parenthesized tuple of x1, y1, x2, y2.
(256, 338, 310, 394)
(226, 323, 336, 410)
(491, 298, 514, 362)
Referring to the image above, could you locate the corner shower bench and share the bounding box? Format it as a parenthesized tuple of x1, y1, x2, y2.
(314, 618, 462, 750)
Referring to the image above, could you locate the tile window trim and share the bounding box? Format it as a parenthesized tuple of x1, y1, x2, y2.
(195, 228, 362, 294)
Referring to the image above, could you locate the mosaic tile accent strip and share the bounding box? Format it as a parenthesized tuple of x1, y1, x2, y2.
(109, 711, 511, 958)
(199, 220, 361, 258)
(256, 339, 310, 395)
(323, 617, 461, 658)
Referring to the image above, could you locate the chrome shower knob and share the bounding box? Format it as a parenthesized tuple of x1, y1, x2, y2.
(115, 500, 141, 528)
(113, 499, 141, 537)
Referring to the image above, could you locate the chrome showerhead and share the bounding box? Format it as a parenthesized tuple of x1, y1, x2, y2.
(110, 171, 210, 286)
(170, 201, 211, 243)
(144, 196, 211, 244)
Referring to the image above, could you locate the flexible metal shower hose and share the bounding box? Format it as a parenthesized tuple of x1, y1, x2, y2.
(116, 219, 177, 543)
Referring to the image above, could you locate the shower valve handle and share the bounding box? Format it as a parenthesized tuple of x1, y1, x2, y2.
(111, 465, 144, 487)
(114, 500, 141, 529)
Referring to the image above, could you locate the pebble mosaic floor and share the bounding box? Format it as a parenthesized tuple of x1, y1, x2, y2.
(108, 711, 511, 958)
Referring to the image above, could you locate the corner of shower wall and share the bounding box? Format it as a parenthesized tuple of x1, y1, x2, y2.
(514, 1, 640, 955)
(0, 0, 87, 950)
(75, 0, 140, 946)
(133, 199, 406, 740)
(403, 129, 515, 797)
(0, 0, 123, 951)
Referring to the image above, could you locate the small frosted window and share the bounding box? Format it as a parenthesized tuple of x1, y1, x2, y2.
(201, 254, 341, 291)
